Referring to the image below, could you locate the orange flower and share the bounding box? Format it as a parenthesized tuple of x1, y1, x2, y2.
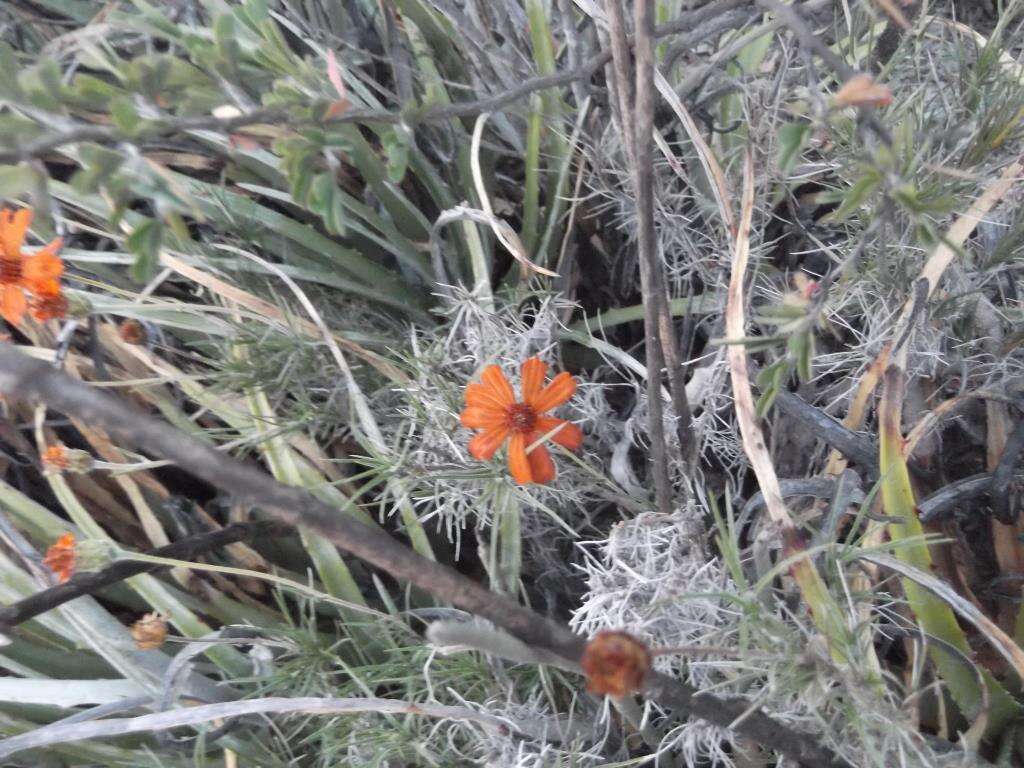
(580, 630, 652, 697)
(29, 279, 69, 322)
(42, 532, 77, 583)
(460, 357, 582, 485)
(0, 207, 65, 325)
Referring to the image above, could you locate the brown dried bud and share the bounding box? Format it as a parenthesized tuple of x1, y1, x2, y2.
(833, 74, 892, 109)
(131, 612, 169, 650)
(580, 630, 651, 697)
(118, 319, 147, 345)
(41, 444, 94, 475)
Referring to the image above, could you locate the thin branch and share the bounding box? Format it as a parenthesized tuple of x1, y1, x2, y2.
(917, 474, 994, 524)
(0, 4, 757, 165)
(772, 389, 879, 476)
(990, 418, 1024, 524)
(623, 0, 674, 516)
(0, 344, 842, 767)
(755, 0, 855, 79)
(0, 521, 283, 633)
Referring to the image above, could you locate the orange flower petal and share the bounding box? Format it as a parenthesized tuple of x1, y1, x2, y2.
(520, 357, 547, 404)
(24, 241, 63, 284)
(468, 427, 509, 460)
(465, 382, 510, 410)
(529, 371, 576, 413)
(535, 416, 583, 450)
(0, 208, 31, 259)
(526, 438, 555, 484)
(1, 283, 26, 325)
(507, 431, 532, 484)
(480, 365, 516, 406)
(460, 406, 507, 430)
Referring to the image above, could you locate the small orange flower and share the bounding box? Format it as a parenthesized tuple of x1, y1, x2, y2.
(42, 532, 77, 583)
(460, 357, 582, 485)
(580, 630, 652, 697)
(131, 612, 169, 650)
(0, 207, 66, 325)
(41, 444, 70, 472)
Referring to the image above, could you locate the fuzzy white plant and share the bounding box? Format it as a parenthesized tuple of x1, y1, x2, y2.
(571, 503, 753, 764)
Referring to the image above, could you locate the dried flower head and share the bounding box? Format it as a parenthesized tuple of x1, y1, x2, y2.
(0, 207, 66, 325)
(118, 318, 147, 345)
(41, 444, 70, 473)
(580, 629, 651, 697)
(131, 612, 169, 650)
(42, 532, 77, 583)
(833, 74, 892, 109)
(41, 444, 93, 475)
(460, 357, 582, 485)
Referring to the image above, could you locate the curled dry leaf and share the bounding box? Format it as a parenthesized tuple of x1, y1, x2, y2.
(580, 630, 651, 697)
(833, 74, 892, 109)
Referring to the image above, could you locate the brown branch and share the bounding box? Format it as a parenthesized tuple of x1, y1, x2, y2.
(0, 520, 283, 634)
(607, 0, 673, 516)
(0, 345, 844, 767)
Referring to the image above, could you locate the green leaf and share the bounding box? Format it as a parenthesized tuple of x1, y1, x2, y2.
(309, 174, 347, 236)
(381, 126, 411, 184)
(109, 96, 141, 135)
(18, 58, 64, 110)
(0, 165, 37, 198)
(72, 145, 126, 194)
(0, 43, 23, 100)
(126, 218, 164, 283)
(778, 122, 810, 174)
(825, 168, 882, 223)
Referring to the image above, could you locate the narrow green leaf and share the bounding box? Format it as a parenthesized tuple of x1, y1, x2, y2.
(126, 218, 164, 283)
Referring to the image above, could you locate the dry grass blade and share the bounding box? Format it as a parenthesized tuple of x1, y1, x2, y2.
(725, 151, 848, 649)
(858, 552, 1024, 683)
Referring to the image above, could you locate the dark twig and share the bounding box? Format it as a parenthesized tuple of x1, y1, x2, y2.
(918, 474, 993, 523)
(0, 520, 283, 633)
(772, 390, 879, 476)
(0, 4, 757, 165)
(755, 0, 892, 144)
(0, 345, 842, 767)
(620, 0, 675, 516)
(755, 0, 854, 79)
(991, 419, 1024, 524)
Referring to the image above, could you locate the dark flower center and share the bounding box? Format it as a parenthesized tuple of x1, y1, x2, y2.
(0, 257, 22, 283)
(505, 403, 537, 433)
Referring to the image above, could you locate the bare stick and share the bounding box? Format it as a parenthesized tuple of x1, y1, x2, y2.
(0, 5, 756, 165)
(0, 521, 282, 633)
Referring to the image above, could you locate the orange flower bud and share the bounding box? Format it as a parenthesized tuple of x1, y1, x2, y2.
(42, 532, 77, 583)
(833, 74, 892, 109)
(580, 630, 651, 697)
(118, 319, 147, 345)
